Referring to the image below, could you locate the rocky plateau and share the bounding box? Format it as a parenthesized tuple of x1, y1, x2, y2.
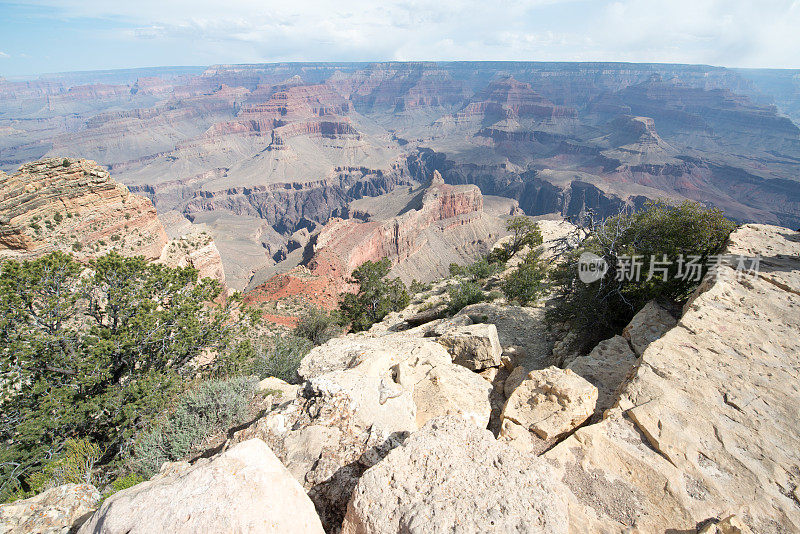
(6, 222, 798, 533)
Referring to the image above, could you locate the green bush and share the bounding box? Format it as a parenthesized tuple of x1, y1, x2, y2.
(107, 472, 145, 495)
(338, 259, 410, 332)
(450, 257, 502, 282)
(293, 307, 341, 346)
(501, 250, 547, 306)
(20, 438, 101, 498)
(0, 251, 230, 502)
(129, 376, 256, 477)
(409, 279, 430, 294)
(447, 280, 485, 314)
(548, 201, 736, 352)
(253, 334, 312, 383)
(217, 332, 311, 384)
(489, 216, 544, 263)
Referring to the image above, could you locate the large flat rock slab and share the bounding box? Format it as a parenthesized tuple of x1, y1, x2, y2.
(342, 416, 568, 534)
(79, 439, 323, 534)
(544, 225, 800, 532)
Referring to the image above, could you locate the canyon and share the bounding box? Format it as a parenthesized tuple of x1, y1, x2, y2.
(2, 62, 800, 291)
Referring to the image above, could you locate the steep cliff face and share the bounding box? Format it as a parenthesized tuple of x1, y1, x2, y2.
(0, 158, 227, 285)
(0, 158, 167, 260)
(311, 171, 483, 273)
(409, 150, 632, 220)
(4, 62, 800, 291)
(185, 166, 411, 235)
(157, 230, 226, 285)
(244, 171, 511, 319)
(457, 76, 578, 121)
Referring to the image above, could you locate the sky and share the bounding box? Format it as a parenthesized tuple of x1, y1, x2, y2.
(1, 0, 800, 77)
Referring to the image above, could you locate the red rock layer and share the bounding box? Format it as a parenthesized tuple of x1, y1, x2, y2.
(245, 171, 484, 318)
(458, 76, 577, 121)
(0, 158, 167, 261)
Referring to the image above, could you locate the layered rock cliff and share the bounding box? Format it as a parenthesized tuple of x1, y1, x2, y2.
(0, 158, 226, 284)
(0, 158, 167, 260)
(4, 62, 800, 291)
(310, 171, 483, 274)
(244, 171, 512, 318)
(542, 224, 800, 532)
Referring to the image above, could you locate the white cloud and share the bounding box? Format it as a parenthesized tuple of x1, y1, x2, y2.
(9, 0, 800, 67)
(0, 51, 10, 58)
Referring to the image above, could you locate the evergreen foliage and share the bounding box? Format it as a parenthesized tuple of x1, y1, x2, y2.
(548, 201, 736, 351)
(0, 252, 231, 501)
(338, 259, 409, 332)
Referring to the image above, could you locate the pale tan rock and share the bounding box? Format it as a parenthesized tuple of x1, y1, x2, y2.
(0, 483, 99, 534)
(427, 313, 472, 336)
(257, 376, 299, 402)
(503, 365, 528, 399)
(236, 332, 491, 531)
(157, 229, 226, 284)
(436, 323, 502, 370)
(543, 224, 800, 533)
(501, 345, 526, 369)
(342, 416, 568, 534)
(622, 300, 677, 356)
(567, 335, 638, 413)
(456, 303, 554, 369)
(501, 366, 597, 441)
(233, 381, 405, 531)
(698, 515, 753, 534)
(78, 439, 323, 534)
(391, 342, 493, 429)
(498, 418, 550, 454)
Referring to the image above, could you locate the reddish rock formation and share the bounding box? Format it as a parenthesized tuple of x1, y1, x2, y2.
(312, 171, 482, 274)
(457, 76, 577, 121)
(0, 158, 167, 261)
(244, 171, 489, 319)
(0, 157, 227, 285)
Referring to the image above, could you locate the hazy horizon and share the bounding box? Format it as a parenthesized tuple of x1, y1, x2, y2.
(2, 0, 800, 77)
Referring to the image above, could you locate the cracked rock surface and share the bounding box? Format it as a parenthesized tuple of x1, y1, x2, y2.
(543, 224, 800, 532)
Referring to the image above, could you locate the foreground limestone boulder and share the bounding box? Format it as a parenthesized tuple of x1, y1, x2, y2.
(426, 312, 472, 337)
(566, 301, 676, 414)
(501, 366, 597, 442)
(503, 365, 528, 398)
(455, 303, 554, 369)
(543, 225, 800, 532)
(236, 332, 491, 531)
(436, 323, 502, 370)
(342, 416, 568, 534)
(621, 300, 677, 356)
(566, 335, 637, 413)
(0, 483, 99, 534)
(257, 376, 300, 403)
(78, 439, 323, 534)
